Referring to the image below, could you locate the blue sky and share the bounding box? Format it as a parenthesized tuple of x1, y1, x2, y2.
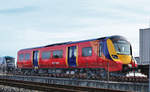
(0, 0, 150, 58)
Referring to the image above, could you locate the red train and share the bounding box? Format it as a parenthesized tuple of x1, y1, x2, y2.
(17, 35, 137, 77)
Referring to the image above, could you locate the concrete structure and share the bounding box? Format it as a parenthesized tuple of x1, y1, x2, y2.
(0, 75, 148, 92)
(140, 28, 150, 64)
(139, 28, 150, 92)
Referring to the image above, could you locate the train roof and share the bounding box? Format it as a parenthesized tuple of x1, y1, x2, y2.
(19, 35, 124, 51)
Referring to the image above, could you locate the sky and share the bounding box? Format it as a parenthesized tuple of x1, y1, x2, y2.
(0, 0, 150, 58)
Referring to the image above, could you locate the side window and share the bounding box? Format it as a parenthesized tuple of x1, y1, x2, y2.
(42, 51, 51, 59)
(19, 54, 24, 61)
(99, 42, 103, 57)
(25, 53, 30, 60)
(82, 47, 92, 57)
(53, 50, 63, 58)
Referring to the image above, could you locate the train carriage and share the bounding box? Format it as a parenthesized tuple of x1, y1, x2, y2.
(17, 35, 137, 77)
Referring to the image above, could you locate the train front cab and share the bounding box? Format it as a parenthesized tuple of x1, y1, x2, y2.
(102, 36, 137, 73)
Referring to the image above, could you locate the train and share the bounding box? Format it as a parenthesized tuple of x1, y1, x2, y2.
(0, 56, 15, 73)
(17, 35, 137, 78)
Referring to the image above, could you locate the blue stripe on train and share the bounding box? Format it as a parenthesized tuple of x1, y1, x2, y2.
(103, 38, 112, 60)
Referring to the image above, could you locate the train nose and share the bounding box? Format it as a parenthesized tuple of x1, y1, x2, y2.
(118, 55, 132, 64)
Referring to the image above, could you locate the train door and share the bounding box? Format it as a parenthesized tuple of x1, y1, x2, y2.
(68, 46, 77, 67)
(33, 51, 39, 68)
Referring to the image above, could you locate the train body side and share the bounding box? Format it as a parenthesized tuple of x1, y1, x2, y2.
(17, 40, 101, 69)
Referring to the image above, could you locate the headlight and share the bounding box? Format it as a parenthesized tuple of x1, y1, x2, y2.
(112, 55, 118, 59)
(128, 64, 132, 68)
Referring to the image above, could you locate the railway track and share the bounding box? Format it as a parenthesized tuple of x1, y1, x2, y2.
(0, 78, 132, 92)
(23, 74, 149, 83)
(3, 72, 149, 83)
(109, 76, 148, 83)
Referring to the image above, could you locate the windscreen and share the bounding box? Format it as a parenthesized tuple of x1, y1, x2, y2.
(110, 36, 131, 55)
(5, 57, 15, 63)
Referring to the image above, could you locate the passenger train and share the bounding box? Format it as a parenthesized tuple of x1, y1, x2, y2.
(0, 56, 15, 73)
(17, 35, 137, 78)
